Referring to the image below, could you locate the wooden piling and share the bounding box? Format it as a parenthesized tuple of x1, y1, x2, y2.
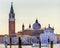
(39, 41, 41, 48)
(18, 37, 22, 48)
(39, 40, 41, 48)
(50, 41, 53, 48)
(10, 37, 12, 48)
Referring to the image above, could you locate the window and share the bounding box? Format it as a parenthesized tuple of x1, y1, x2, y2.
(12, 15, 14, 18)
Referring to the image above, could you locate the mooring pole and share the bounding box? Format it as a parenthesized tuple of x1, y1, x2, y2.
(38, 37, 41, 48)
(39, 40, 41, 48)
(10, 37, 12, 48)
(18, 37, 22, 48)
(50, 41, 53, 48)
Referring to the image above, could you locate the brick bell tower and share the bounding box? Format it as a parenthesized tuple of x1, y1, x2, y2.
(9, 2, 16, 37)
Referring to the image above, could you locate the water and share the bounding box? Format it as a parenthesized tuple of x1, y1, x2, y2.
(0, 44, 60, 48)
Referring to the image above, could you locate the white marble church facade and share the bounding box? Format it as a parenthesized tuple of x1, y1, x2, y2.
(40, 24, 57, 44)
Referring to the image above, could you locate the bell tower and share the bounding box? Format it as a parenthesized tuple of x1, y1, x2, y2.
(9, 2, 15, 36)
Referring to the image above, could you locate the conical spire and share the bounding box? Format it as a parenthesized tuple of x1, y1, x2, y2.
(10, 2, 14, 13)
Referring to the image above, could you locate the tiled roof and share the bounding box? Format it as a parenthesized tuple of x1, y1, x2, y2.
(17, 29, 44, 36)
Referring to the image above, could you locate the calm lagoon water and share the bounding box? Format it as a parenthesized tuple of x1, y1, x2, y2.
(0, 44, 60, 48)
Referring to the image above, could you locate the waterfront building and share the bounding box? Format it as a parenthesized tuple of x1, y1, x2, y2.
(9, 2, 16, 37)
(40, 24, 57, 44)
(17, 19, 43, 37)
(7, 2, 60, 44)
(0, 2, 60, 44)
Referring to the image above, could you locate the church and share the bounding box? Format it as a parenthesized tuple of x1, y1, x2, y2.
(2, 2, 60, 44)
(40, 24, 57, 44)
(8, 2, 44, 37)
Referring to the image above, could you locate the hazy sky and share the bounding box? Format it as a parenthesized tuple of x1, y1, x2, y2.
(0, 0, 60, 35)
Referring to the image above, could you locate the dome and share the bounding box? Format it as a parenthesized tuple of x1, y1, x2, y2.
(33, 19, 41, 30)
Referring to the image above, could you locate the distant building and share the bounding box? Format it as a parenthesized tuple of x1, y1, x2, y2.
(17, 19, 43, 38)
(40, 24, 57, 44)
(1, 2, 60, 44)
(9, 2, 16, 37)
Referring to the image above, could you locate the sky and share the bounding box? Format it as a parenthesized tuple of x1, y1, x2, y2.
(0, 0, 60, 35)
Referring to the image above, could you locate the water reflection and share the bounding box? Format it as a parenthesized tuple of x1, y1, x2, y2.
(0, 44, 60, 48)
